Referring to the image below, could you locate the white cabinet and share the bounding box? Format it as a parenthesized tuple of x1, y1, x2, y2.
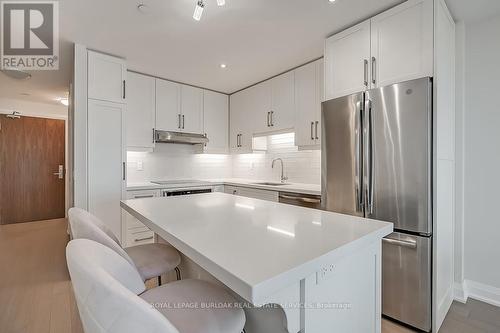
(371, 0, 433, 88)
(324, 20, 371, 100)
(87, 99, 125, 241)
(295, 59, 323, 148)
(249, 82, 272, 134)
(230, 89, 254, 153)
(324, 0, 433, 99)
(180, 85, 204, 134)
(126, 72, 155, 149)
(122, 189, 158, 247)
(88, 51, 127, 104)
(270, 71, 295, 132)
(203, 90, 228, 153)
(224, 186, 279, 202)
(155, 79, 181, 132)
(155, 79, 204, 134)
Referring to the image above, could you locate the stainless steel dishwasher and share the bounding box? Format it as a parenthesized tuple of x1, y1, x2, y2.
(278, 192, 322, 209)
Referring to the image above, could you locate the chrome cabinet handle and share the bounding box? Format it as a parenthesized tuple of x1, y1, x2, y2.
(311, 122, 314, 140)
(315, 121, 319, 140)
(152, 128, 155, 143)
(364, 59, 368, 87)
(134, 195, 154, 199)
(267, 112, 271, 127)
(270, 111, 274, 126)
(371, 57, 376, 85)
(364, 99, 374, 215)
(382, 238, 417, 249)
(134, 235, 154, 242)
(122, 162, 126, 181)
(182, 115, 185, 129)
(123, 80, 126, 99)
(178, 114, 181, 129)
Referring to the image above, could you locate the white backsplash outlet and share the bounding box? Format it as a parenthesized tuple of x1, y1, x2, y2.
(127, 133, 321, 185)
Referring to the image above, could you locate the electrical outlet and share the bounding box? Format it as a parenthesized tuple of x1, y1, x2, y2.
(137, 161, 143, 171)
(316, 263, 336, 285)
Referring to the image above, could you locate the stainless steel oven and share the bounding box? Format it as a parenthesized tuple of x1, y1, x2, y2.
(278, 192, 322, 209)
(161, 187, 213, 197)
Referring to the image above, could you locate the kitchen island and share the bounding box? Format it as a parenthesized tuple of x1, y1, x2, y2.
(121, 193, 392, 333)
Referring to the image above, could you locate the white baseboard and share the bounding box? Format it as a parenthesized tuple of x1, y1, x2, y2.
(454, 279, 500, 307)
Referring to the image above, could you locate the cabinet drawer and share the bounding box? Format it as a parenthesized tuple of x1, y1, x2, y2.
(126, 229, 154, 247)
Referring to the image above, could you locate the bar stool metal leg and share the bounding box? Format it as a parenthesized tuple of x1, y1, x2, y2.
(175, 267, 181, 280)
(158, 275, 162, 286)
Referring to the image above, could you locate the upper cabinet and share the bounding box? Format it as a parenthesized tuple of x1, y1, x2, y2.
(155, 79, 181, 132)
(180, 85, 204, 134)
(88, 51, 127, 104)
(203, 90, 229, 153)
(126, 72, 155, 149)
(270, 71, 295, 132)
(324, 0, 433, 100)
(230, 89, 254, 154)
(155, 79, 204, 135)
(295, 59, 323, 149)
(324, 21, 371, 101)
(371, 0, 433, 88)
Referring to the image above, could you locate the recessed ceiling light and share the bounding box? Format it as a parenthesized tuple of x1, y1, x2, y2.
(217, 0, 225, 6)
(220, 63, 227, 69)
(329, 0, 336, 2)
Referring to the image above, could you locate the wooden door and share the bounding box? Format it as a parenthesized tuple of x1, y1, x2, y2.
(0, 116, 65, 224)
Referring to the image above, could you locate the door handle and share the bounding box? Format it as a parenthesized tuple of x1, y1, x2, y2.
(270, 111, 274, 126)
(123, 162, 126, 181)
(363, 59, 368, 87)
(152, 128, 155, 143)
(382, 238, 417, 249)
(134, 195, 154, 199)
(311, 122, 314, 140)
(267, 112, 271, 127)
(178, 114, 181, 129)
(122, 80, 126, 99)
(53, 165, 64, 179)
(371, 57, 376, 85)
(279, 194, 321, 204)
(182, 115, 185, 129)
(315, 121, 319, 140)
(364, 98, 374, 215)
(354, 100, 363, 212)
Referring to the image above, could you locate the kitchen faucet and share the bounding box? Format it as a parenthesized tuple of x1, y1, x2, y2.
(272, 158, 288, 183)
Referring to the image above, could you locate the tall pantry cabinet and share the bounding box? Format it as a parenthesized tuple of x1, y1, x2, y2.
(73, 47, 127, 242)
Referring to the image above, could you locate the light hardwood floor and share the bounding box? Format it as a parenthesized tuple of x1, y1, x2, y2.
(1, 218, 499, 333)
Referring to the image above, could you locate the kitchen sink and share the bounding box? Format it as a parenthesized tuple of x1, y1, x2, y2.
(251, 182, 289, 186)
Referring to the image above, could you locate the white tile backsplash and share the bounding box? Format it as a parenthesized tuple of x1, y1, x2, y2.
(127, 133, 321, 185)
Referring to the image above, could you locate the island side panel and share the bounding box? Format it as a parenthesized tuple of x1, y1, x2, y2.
(304, 241, 382, 333)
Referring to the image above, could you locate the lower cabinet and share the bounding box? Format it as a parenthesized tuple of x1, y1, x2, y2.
(122, 189, 159, 247)
(224, 185, 279, 202)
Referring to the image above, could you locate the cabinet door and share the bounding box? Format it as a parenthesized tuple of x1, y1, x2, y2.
(155, 79, 181, 132)
(204, 90, 228, 153)
(236, 187, 279, 202)
(295, 61, 318, 147)
(88, 99, 125, 242)
(230, 89, 254, 153)
(88, 51, 126, 104)
(248, 82, 272, 134)
(181, 85, 204, 134)
(371, 0, 433, 88)
(126, 72, 155, 148)
(324, 20, 371, 100)
(315, 59, 324, 145)
(270, 71, 295, 131)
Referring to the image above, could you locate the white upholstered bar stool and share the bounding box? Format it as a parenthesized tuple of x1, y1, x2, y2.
(68, 207, 181, 284)
(67, 239, 246, 333)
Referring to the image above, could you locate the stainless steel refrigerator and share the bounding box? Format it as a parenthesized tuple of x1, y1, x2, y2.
(321, 77, 432, 332)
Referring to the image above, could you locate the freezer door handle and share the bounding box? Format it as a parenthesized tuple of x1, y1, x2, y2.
(355, 100, 363, 212)
(383, 237, 417, 249)
(364, 98, 374, 215)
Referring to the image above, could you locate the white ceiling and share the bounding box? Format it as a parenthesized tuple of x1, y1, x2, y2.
(2, 0, 500, 106)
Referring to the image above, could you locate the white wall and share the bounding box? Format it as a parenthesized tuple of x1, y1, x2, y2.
(455, 13, 500, 306)
(127, 133, 321, 185)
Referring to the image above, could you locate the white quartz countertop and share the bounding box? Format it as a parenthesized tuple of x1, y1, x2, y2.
(127, 178, 321, 195)
(120, 193, 392, 304)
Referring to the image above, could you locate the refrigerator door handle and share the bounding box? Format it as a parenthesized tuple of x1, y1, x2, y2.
(355, 100, 363, 212)
(382, 237, 417, 249)
(364, 98, 374, 215)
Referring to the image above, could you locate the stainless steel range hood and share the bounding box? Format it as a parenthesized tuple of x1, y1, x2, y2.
(155, 130, 209, 145)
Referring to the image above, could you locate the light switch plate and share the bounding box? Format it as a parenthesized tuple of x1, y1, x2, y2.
(137, 161, 143, 171)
